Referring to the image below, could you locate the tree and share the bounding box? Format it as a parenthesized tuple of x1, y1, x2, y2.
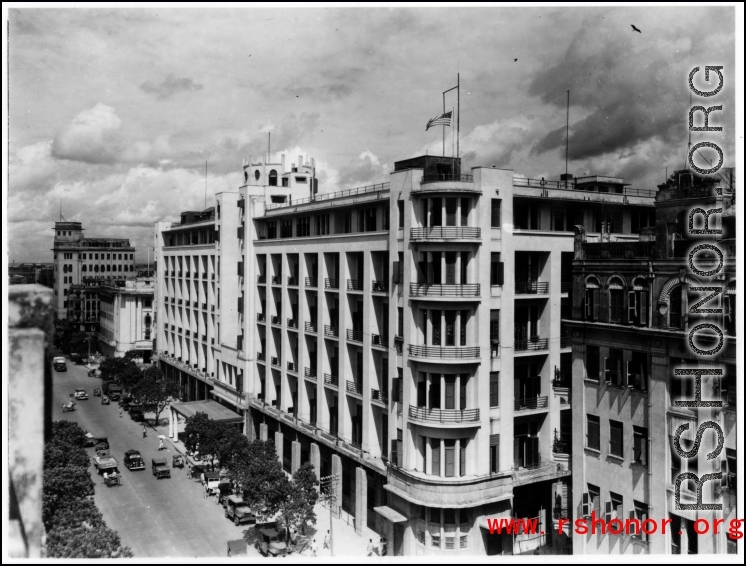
(46, 520, 133, 558)
(44, 442, 91, 471)
(42, 465, 95, 527)
(293, 461, 319, 507)
(184, 412, 213, 454)
(130, 374, 179, 425)
(229, 439, 286, 518)
(68, 332, 95, 355)
(99, 357, 141, 391)
(48, 421, 87, 451)
(53, 319, 77, 353)
(123, 350, 141, 360)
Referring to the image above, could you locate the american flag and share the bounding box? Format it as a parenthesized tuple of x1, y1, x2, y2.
(426, 111, 452, 131)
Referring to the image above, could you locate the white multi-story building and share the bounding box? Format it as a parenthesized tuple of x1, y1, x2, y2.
(154, 151, 657, 556)
(97, 276, 155, 360)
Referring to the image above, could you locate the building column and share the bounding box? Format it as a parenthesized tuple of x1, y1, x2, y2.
(331, 454, 342, 518)
(275, 431, 283, 463)
(291, 440, 301, 474)
(259, 422, 268, 441)
(310, 443, 321, 484)
(355, 467, 367, 534)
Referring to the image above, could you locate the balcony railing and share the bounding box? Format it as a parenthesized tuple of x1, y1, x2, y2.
(287, 277, 298, 286)
(372, 334, 388, 348)
(325, 278, 339, 290)
(287, 362, 297, 373)
(514, 338, 549, 351)
(560, 336, 572, 348)
(305, 321, 317, 333)
(421, 173, 474, 184)
(410, 227, 481, 240)
(408, 405, 480, 423)
(271, 276, 282, 285)
(287, 318, 298, 329)
(346, 381, 363, 397)
(371, 389, 388, 406)
(271, 315, 281, 325)
(514, 396, 549, 411)
(347, 279, 363, 291)
(408, 345, 480, 359)
(271, 357, 280, 367)
(257, 313, 265, 322)
(515, 281, 549, 294)
(263, 182, 389, 211)
(257, 275, 266, 284)
(347, 328, 363, 342)
(324, 325, 339, 338)
(305, 277, 317, 287)
(409, 283, 480, 298)
(372, 281, 387, 293)
(553, 372, 572, 388)
(324, 373, 339, 388)
(304, 367, 317, 381)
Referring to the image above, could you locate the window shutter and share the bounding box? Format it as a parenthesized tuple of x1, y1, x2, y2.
(497, 262, 504, 286)
(604, 357, 611, 383)
(432, 441, 440, 476)
(581, 493, 590, 517)
(628, 291, 637, 323)
(489, 375, 499, 407)
(604, 501, 613, 524)
(592, 289, 600, 320)
(460, 442, 467, 476)
(445, 447, 455, 477)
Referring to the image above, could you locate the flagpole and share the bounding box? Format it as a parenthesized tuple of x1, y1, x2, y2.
(442, 92, 446, 157)
(457, 73, 460, 162)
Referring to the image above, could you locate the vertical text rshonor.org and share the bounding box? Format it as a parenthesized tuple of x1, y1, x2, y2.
(673, 65, 729, 512)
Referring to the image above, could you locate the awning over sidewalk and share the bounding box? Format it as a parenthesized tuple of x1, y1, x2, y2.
(171, 400, 243, 424)
(374, 506, 408, 523)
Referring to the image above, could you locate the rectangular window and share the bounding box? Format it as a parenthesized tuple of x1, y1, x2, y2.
(444, 440, 455, 477)
(607, 348, 623, 386)
(489, 434, 499, 473)
(586, 345, 600, 381)
(431, 439, 440, 476)
(490, 253, 503, 285)
(633, 426, 647, 466)
(489, 373, 499, 407)
(609, 420, 623, 458)
(460, 439, 467, 477)
(630, 501, 648, 541)
(397, 201, 404, 228)
(491, 199, 501, 228)
(586, 414, 600, 451)
(588, 484, 601, 515)
(629, 351, 648, 391)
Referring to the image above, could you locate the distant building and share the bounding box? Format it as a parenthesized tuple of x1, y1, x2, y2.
(154, 149, 662, 556)
(52, 221, 136, 332)
(97, 276, 155, 361)
(8, 263, 54, 288)
(8, 284, 54, 558)
(567, 168, 736, 555)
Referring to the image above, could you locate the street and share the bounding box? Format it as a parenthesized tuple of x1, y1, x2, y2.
(51, 358, 260, 558)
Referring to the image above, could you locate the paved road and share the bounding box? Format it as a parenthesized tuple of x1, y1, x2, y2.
(52, 359, 260, 558)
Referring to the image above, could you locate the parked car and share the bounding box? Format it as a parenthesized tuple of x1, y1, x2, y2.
(255, 526, 287, 557)
(93, 388, 101, 397)
(124, 450, 145, 471)
(217, 482, 234, 507)
(74, 389, 88, 400)
(129, 406, 145, 422)
(202, 471, 221, 497)
(93, 449, 118, 475)
(152, 456, 170, 479)
(101, 395, 111, 405)
(53, 357, 67, 372)
(224, 495, 256, 526)
(70, 353, 82, 364)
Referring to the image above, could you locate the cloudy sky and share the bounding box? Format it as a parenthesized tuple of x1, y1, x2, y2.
(7, 6, 737, 262)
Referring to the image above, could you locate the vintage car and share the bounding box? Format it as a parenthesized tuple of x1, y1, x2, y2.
(255, 526, 287, 557)
(84, 434, 109, 449)
(224, 495, 255, 526)
(102, 469, 122, 487)
(53, 357, 67, 372)
(101, 395, 111, 405)
(69, 353, 82, 364)
(93, 388, 101, 397)
(216, 482, 234, 507)
(61, 401, 76, 412)
(152, 456, 171, 479)
(74, 388, 88, 400)
(202, 471, 221, 497)
(93, 449, 118, 475)
(124, 449, 145, 471)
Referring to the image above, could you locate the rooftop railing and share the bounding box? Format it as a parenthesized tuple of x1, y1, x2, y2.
(264, 182, 390, 211)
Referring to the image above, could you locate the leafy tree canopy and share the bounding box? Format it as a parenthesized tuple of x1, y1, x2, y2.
(46, 521, 134, 558)
(48, 421, 88, 451)
(42, 465, 95, 527)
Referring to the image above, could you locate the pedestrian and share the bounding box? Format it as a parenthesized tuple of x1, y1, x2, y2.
(142, 425, 147, 438)
(186, 464, 192, 480)
(311, 539, 317, 557)
(367, 539, 374, 556)
(159, 439, 164, 451)
(378, 537, 385, 556)
(323, 530, 330, 549)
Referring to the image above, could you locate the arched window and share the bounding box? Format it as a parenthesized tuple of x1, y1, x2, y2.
(628, 277, 649, 327)
(269, 169, 278, 186)
(584, 276, 601, 321)
(608, 276, 625, 323)
(244, 171, 248, 183)
(254, 170, 260, 181)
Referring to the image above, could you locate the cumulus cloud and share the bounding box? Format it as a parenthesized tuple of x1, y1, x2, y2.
(51, 103, 124, 164)
(140, 74, 204, 100)
(337, 150, 389, 188)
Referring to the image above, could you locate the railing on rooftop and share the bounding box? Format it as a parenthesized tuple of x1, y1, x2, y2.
(512, 176, 656, 198)
(264, 182, 390, 211)
(421, 174, 474, 184)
